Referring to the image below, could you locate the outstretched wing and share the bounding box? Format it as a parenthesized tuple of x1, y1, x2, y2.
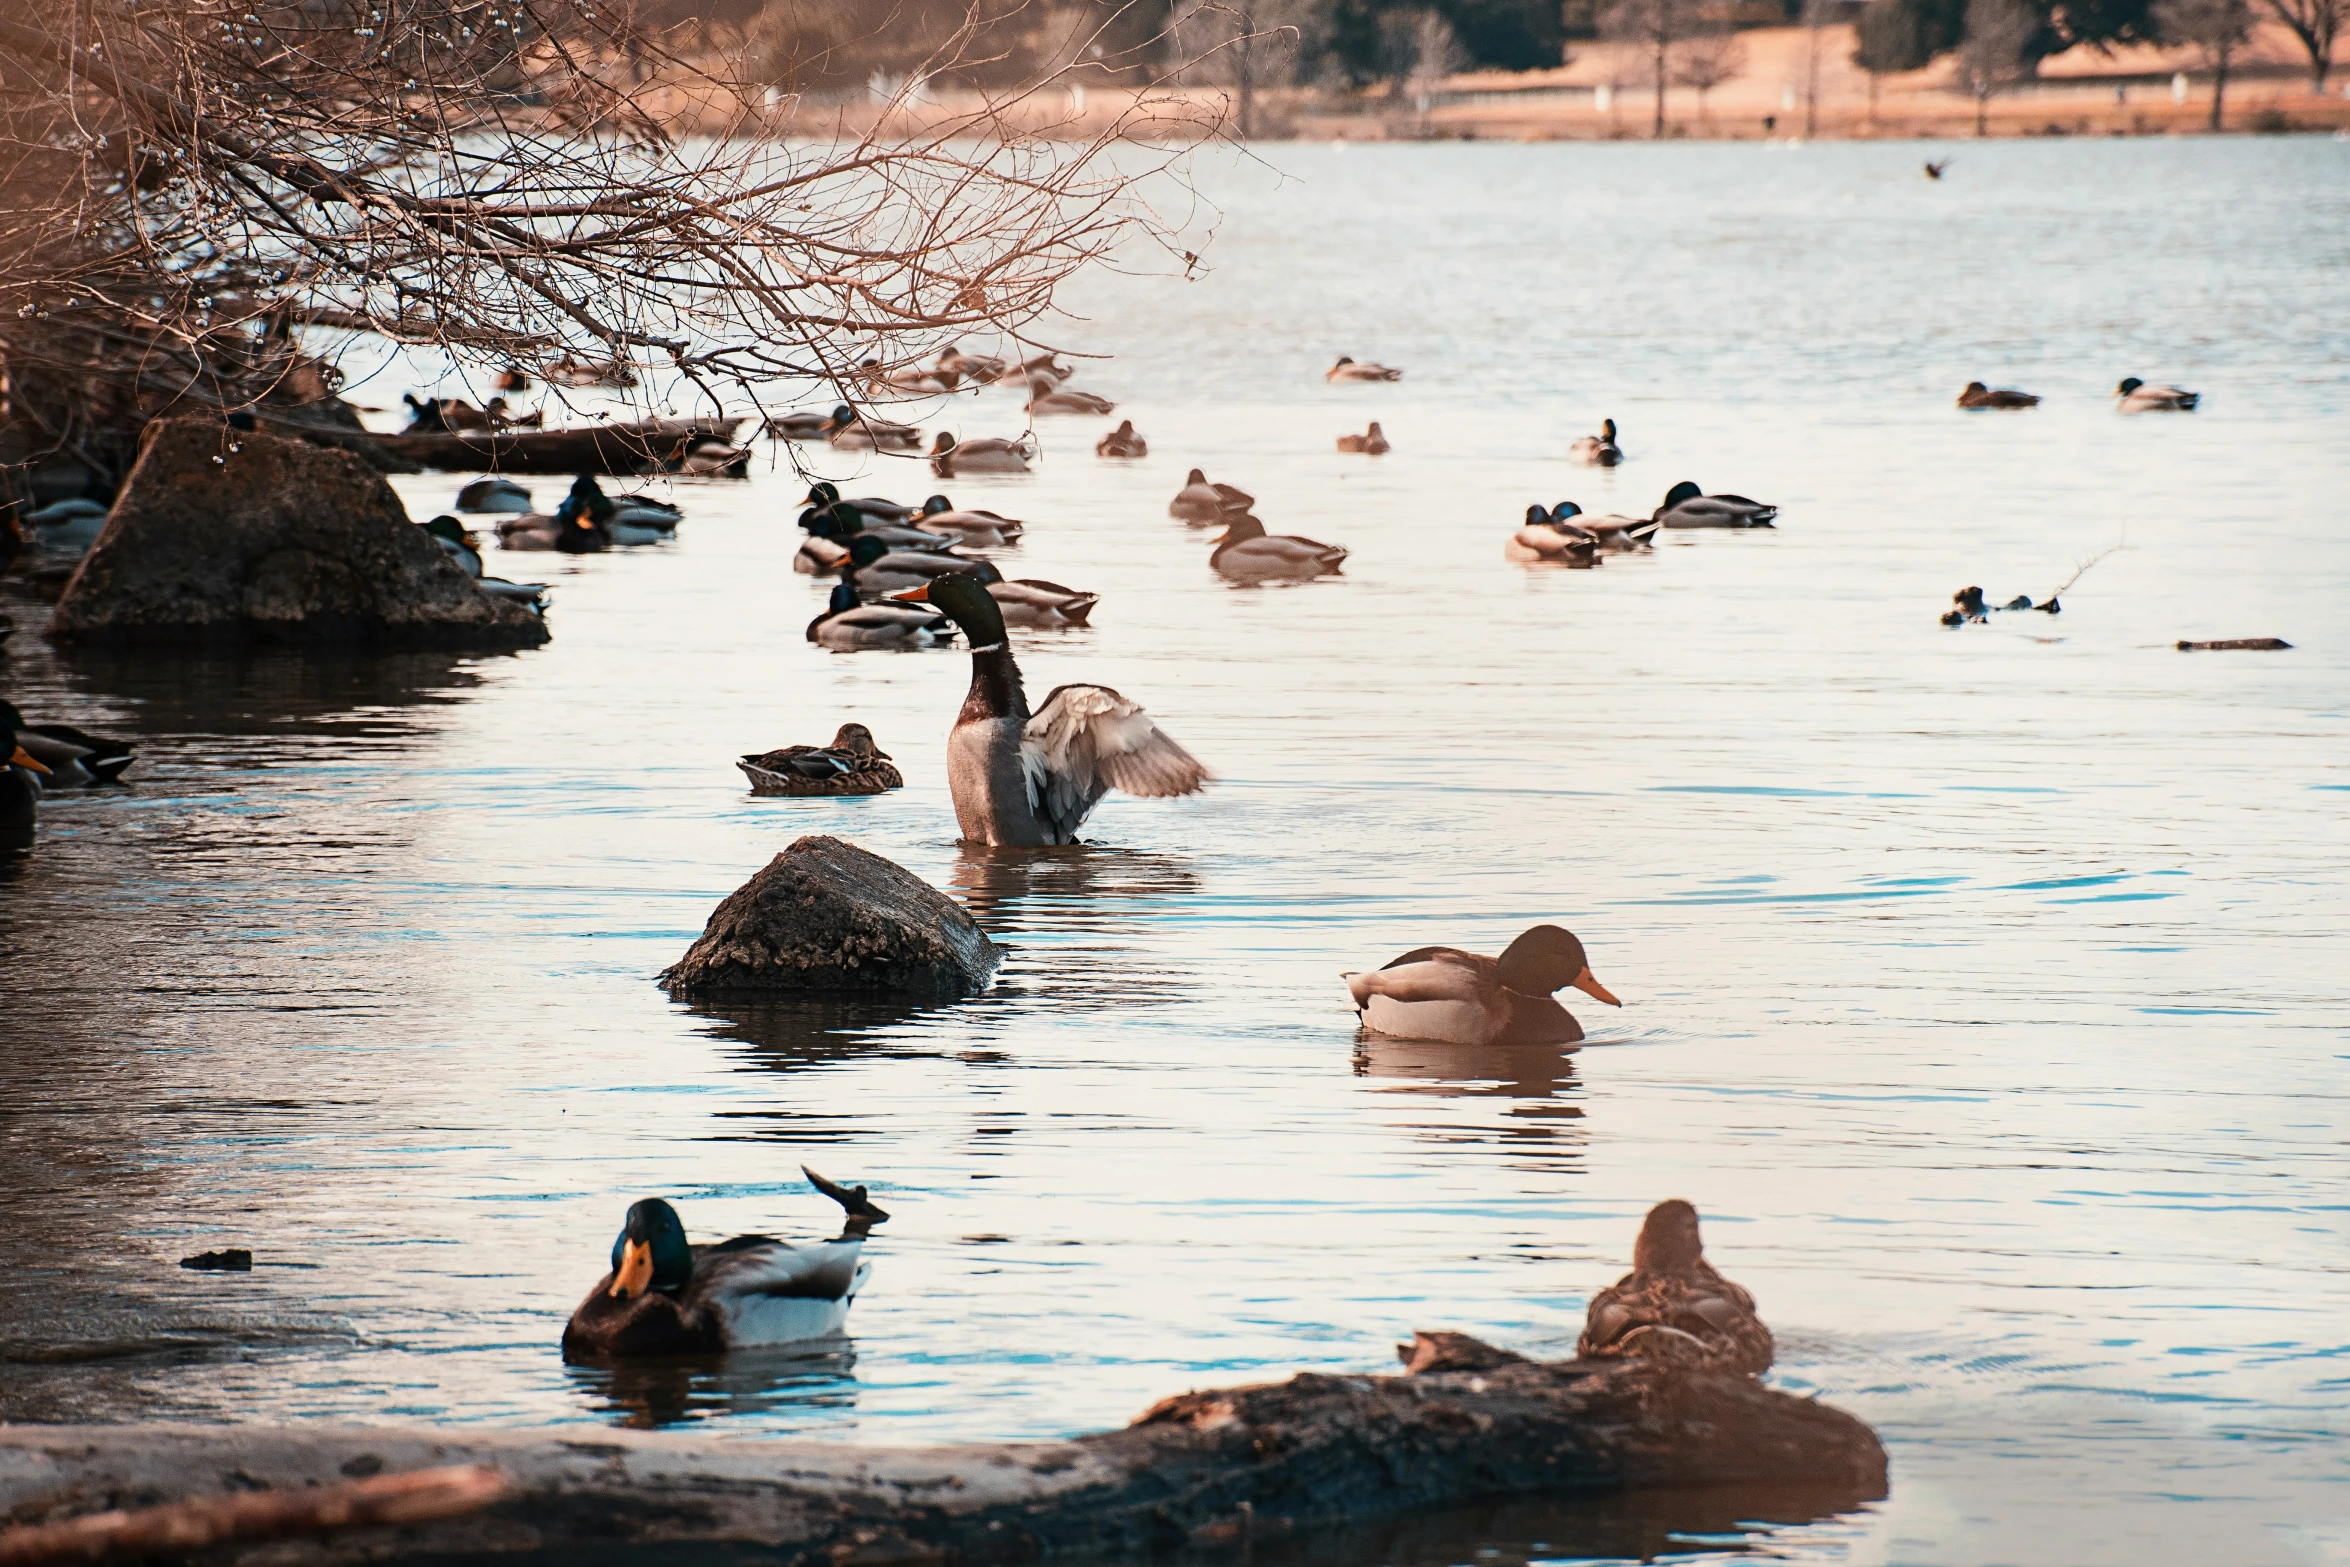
(1022, 684, 1210, 842)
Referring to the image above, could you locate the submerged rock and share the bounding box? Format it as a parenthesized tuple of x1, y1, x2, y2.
(46, 417, 549, 651)
(659, 835, 998, 999)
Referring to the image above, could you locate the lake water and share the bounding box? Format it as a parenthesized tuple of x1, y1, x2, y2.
(3, 137, 2346, 1566)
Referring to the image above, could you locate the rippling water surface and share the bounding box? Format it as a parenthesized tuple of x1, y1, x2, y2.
(4, 138, 2347, 1566)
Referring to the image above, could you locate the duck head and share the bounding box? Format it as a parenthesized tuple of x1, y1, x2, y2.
(1659, 481, 1703, 512)
(804, 481, 842, 509)
(1331, 356, 1356, 369)
(2115, 377, 2144, 397)
(2, 702, 51, 777)
(608, 1197, 693, 1299)
(831, 722, 886, 757)
(423, 515, 474, 549)
(922, 494, 954, 516)
(1600, 418, 1617, 442)
(1552, 501, 1584, 522)
(1214, 515, 1268, 546)
(842, 534, 890, 578)
(891, 572, 1005, 647)
(1631, 1198, 1705, 1276)
(1495, 924, 1620, 1007)
(1963, 381, 1989, 397)
(1523, 503, 1550, 528)
(930, 433, 959, 455)
(829, 405, 856, 429)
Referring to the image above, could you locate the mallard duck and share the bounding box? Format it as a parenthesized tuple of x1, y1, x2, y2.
(455, 477, 533, 513)
(423, 517, 551, 613)
(804, 483, 914, 525)
(795, 506, 954, 575)
(1575, 1199, 1772, 1376)
(25, 499, 109, 553)
(1096, 420, 1148, 458)
(1938, 584, 2053, 625)
(559, 475, 680, 545)
(930, 432, 1035, 477)
(804, 574, 959, 649)
(561, 1168, 889, 1361)
(937, 344, 1008, 384)
(1568, 418, 1623, 466)
(1344, 925, 1619, 1047)
(1025, 375, 1115, 417)
(840, 533, 1000, 596)
(495, 367, 532, 393)
(1527, 501, 1657, 551)
(497, 509, 604, 552)
(884, 574, 1208, 845)
(989, 578, 1098, 628)
(0, 701, 132, 787)
(1327, 356, 1403, 382)
(1336, 422, 1390, 455)
(2, 719, 47, 844)
(768, 404, 852, 441)
(864, 356, 957, 396)
(914, 495, 1025, 547)
(1652, 481, 1776, 529)
(1957, 382, 2039, 409)
(542, 353, 637, 388)
(1169, 469, 1253, 524)
(482, 397, 543, 429)
(1209, 516, 1347, 580)
(1505, 505, 1599, 565)
(2115, 377, 2198, 412)
(739, 723, 906, 794)
(1014, 353, 1074, 389)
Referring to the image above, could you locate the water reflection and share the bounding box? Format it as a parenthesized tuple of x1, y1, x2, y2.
(684, 995, 951, 1071)
(950, 844, 1206, 1013)
(565, 1341, 860, 1431)
(1355, 1037, 1588, 1174)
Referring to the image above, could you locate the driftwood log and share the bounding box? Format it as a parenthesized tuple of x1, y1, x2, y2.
(367, 418, 745, 476)
(0, 1341, 1883, 1564)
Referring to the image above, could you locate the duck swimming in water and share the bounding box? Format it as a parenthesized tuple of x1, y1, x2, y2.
(1576, 1199, 1773, 1376)
(0, 701, 134, 787)
(914, 495, 1025, 547)
(1096, 420, 1148, 458)
(739, 723, 905, 794)
(886, 574, 1208, 846)
(1345, 925, 1619, 1047)
(1336, 422, 1390, 455)
(1568, 418, 1623, 466)
(1025, 376, 1116, 417)
(1326, 356, 1403, 382)
(1169, 469, 1253, 524)
(838, 533, 1000, 596)
(768, 404, 854, 441)
(1651, 481, 1777, 529)
(2, 715, 47, 845)
(1505, 505, 1600, 565)
(2114, 377, 2199, 412)
(561, 1168, 889, 1361)
(1957, 382, 2040, 409)
(422, 517, 551, 614)
(1209, 516, 1348, 580)
(805, 565, 960, 650)
(930, 431, 1036, 477)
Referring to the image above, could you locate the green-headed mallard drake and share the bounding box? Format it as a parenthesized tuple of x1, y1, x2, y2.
(1344, 925, 1619, 1046)
(1096, 420, 1148, 458)
(561, 1168, 889, 1361)
(422, 517, 551, 614)
(739, 723, 905, 794)
(1505, 504, 1599, 565)
(1209, 516, 1347, 580)
(795, 505, 955, 576)
(805, 572, 959, 649)
(803, 484, 915, 525)
(1326, 356, 1403, 382)
(768, 404, 851, 440)
(1652, 481, 1776, 529)
(0, 701, 133, 787)
(884, 574, 1208, 845)
(915, 495, 1025, 547)
(1575, 1199, 1772, 1376)
(454, 477, 533, 513)
(1957, 382, 2039, 409)
(497, 510, 604, 553)
(1336, 422, 1390, 455)
(930, 431, 1036, 477)
(1568, 418, 1623, 466)
(2115, 377, 2198, 412)
(1169, 469, 1252, 524)
(1025, 375, 1115, 417)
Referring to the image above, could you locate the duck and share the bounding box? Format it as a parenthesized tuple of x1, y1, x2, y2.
(794, 507, 955, 575)
(2115, 377, 2199, 412)
(542, 352, 638, 388)
(1336, 422, 1390, 455)
(401, 393, 488, 433)
(25, 498, 109, 553)
(1938, 584, 2055, 625)
(561, 1168, 889, 1361)
(1096, 420, 1148, 458)
(739, 723, 905, 794)
(562, 474, 681, 545)
(1924, 159, 1948, 180)
(2, 717, 47, 844)
(422, 517, 552, 614)
(1957, 381, 2040, 410)
(494, 368, 533, 393)
(1344, 925, 1619, 1047)
(913, 495, 1025, 547)
(930, 431, 1035, 477)
(482, 396, 543, 429)
(804, 572, 959, 650)
(496, 508, 605, 553)
(937, 344, 1008, 384)
(1025, 375, 1115, 416)
(864, 356, 958, 396)
(455, 477, 533, 513)
(884, 574, 1209, 845)
(987, 578, 1099, 628)
(1209, 516, 1348, 580)
(1652, 481, 1777, 529)
(1504, 505, 1599, 565)
(804, 483, 915, 526)
(0, 701, 133, 787)
(838, 532, 1001, 596)
(1568, 418, 1623, 466)
(1013, 352, 1075, 389)
(1326, 356, 1403, 382)
(1531, 501, 1658, 551)
(767, 404, 852, 440)
(832, 413, 925, 452)
(1169, 469, 1253, 524)
(1575, 1199, 1773, 1377)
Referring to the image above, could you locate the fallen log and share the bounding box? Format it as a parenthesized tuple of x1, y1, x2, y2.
(2177, 637, 2292, 651)
(0, 1342, 1883, 1564)
(367, 418, 745, 476)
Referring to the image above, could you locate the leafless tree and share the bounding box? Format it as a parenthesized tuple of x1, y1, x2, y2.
(2157, 0, 2259, 125)
(1171, 0, 1327, 138)
(2261, 0, 2342, 91)
(1603, 0, 1695, 137)
(1955, 0, 2039, 135)
(0, 0, 1207, 495)
(1674, 25, 1750, 123)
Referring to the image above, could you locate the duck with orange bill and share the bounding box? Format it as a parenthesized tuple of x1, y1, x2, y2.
(1344, 925, 1620, 1046)
(562, 1168, 889, 1360)
(4, 706, 52, 844)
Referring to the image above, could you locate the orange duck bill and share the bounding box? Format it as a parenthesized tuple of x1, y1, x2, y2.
(1571, 967, 1621, 1007)
(887, 584, 933, 603)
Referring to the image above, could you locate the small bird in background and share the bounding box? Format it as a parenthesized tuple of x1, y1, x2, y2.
(1924, 160, 1949, 180)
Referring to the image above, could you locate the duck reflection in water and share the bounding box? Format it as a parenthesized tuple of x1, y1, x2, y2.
(568, 1341, 860, 1431)
(1354, 1036, 1587, 1169)
(951, 844, 1206, 1013)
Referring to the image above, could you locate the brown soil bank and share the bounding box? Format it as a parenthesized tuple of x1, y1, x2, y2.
(46, 417, 549, 652)
(0, 1340, 1883, 1563)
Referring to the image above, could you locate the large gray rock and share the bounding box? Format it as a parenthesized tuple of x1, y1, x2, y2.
(47, 416, 547, 650)
(660, 835, 999, 999)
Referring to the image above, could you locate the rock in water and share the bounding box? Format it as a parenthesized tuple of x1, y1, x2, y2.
(46, 417, 549, 650)
(659, 835, 998, 1000)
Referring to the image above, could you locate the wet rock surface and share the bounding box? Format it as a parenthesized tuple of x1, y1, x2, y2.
(46, 417, 548, 651)
(659, 835, 1000, 1000)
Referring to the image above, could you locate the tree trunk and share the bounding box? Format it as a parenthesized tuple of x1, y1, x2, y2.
(1976, 91, 1989, 135)
(1653, 39, 1667, 136)
(1237, 8, 1255, 140)
(1868, 71, 1879, 129)
(2210, 43, 2230, 129)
